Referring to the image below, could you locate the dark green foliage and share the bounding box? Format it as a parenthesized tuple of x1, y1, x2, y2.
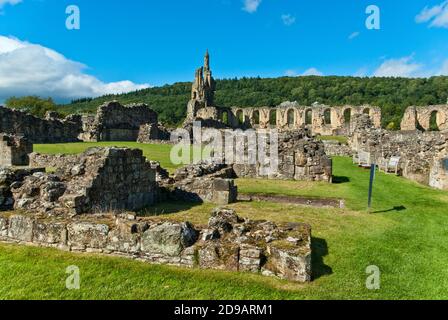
(5, 96, 57, 118)
(6, 76, 448, 128)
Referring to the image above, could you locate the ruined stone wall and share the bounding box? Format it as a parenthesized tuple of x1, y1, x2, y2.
(322, 140, 352, 157)
(0, 106, 82, 143)
(167, 162, 238, 205)
(82, 102, 158, 142)
(401, 105, 448, 131)
(350, 114, 448, 190)
(13, 148, 158, 215)
(0, 207, 312, 282)
(0, 134, 33, 166)
(29, 153, 79, 169)
(193, 102, 381, 136)
(231, 129, 333, 182)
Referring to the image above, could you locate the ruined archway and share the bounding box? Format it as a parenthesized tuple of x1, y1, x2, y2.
(324, 109, 332, 125)
(287, 109, 295, 127)
(305, 109, 312, 125)
(236, 110, 244, 125)
(252, 110, 260, 125)
(429, 110, 440, 131)
(222, 110, 230, 125)
(269, 109, 277, 127)
(343, 108, 351, 126)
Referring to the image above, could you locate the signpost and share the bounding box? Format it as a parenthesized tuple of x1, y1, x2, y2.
(368, 163, 376, 210)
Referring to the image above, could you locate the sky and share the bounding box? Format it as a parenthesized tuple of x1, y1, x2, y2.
(0, 0, 447, 102)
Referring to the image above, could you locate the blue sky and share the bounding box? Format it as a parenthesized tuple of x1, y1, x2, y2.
(0, 0, 447, 101)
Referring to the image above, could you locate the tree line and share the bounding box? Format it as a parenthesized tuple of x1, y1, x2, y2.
(4, 75, 448, 129)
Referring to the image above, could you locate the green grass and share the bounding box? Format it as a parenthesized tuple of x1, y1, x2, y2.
(34, 142, 179, 172)
(3, 143, 448, 299)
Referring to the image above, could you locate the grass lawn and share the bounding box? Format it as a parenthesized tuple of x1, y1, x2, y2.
(2, 143, 448, 299)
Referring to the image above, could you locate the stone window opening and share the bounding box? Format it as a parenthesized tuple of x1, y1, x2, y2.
(429, 111, 440, 131)
(252, 110, 260, 125)
(287, 109, 295, 127)
(305, 109, 312, 125)
(363, 108, 371, 116)
(269, 110, 277, 127)
(324, 109, 332, 125)
(236, 110, 244, 125)
(343, 108, 351, 126)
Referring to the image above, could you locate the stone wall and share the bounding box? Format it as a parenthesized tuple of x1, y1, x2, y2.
(12, 147, 158, 215)
(350, 114, 448, 190)
(0, 207, 312, 282)
(232, 129, 332, 182)
(191, 102, 381, 136)
(0, 134, 33, 166)
(137, 123, 171, 143)
(29, 153, 79, 169)
(166, 162, 238, 205)
(0, 167, 45, 211)
(0, 106, 82, 143)
(322, 140, 352, 157)
(401, 105, 448, 131)
(81, 101, 158, 142)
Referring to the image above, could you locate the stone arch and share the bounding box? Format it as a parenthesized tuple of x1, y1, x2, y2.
(221, 110, 230, 125)
(252, 110, 260, 125)
(429, 110, 440, 131)
(269, 109, 277, 127)
(287, 109, 295, 127)
(236, 109, 244, 125)
(343, 108, 352, 126)
(324, 109, 332, 125)
(305, 109, 312, 125)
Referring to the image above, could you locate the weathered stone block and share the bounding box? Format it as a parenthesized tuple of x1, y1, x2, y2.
(8, 215, 34, 242)
(0, 216, 8, 237)
(67, 222, 109, 249)
(33, 221, 67, 244)
(198, 242, 239, 271)
(141, 222, 198, 256)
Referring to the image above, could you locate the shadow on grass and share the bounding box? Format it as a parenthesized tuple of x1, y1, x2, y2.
(372, 205, 406, 214)
(139, 200, 202, 216)
(311, 237, 333, 280)
(332, 176, 350, 184)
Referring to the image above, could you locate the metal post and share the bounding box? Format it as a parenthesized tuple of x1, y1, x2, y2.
(368, 163, 376, 210)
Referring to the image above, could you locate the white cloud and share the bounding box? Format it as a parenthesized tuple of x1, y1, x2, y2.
(284, 70, 297, 77)
(0, 0, 21, 8)
(0, 35, 150, 102)
(348, 31, 360, 40)
(437, 59, 448, 75)
(281, 14, 296, 26)
(416, 1, 448, 28)
(353, 67, 368, 77)
(242, 0, 261, 13)
(373, 56, 422, 77)
(302, 68, 323, 76)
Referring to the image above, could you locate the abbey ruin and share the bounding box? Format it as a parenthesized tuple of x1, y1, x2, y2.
(0, 51, 447, 284)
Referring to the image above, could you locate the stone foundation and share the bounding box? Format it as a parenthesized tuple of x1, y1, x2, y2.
(0, 208, 312, 282)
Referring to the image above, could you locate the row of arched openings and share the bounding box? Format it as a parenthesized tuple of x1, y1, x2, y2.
(228, 107, 375, 127)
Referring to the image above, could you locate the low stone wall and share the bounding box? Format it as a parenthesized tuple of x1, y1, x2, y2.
(322, 140, 352, 157)
(29, 153, 79, 169)
(0, 207, 312, 282)
(168, 162, 238, 205)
